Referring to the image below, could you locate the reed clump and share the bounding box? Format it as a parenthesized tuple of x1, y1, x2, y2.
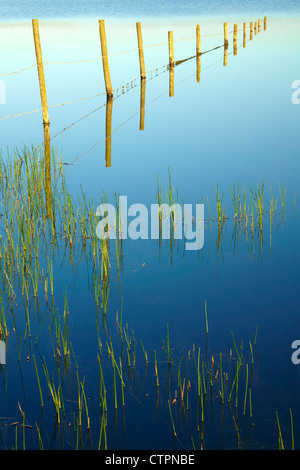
(0, 145, 124, 325)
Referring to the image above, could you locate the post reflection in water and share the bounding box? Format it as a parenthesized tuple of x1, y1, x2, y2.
(140, 78, 146, 131)
(105, 97, 113, 167)
(234, 24, 238, 56)
(196, 55, 201, 82)
(223, 44, 228, 67)
(169, 64, 174, 97)
(44, 122, 52, 219)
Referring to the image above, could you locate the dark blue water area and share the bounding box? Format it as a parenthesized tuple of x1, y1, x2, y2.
(1, 0, 300, 22)
(0, 14, 300, 450)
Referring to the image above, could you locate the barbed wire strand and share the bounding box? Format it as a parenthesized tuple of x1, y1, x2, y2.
(35, 64, 171, 152)
(70, 52, 226, 165)
(52, 41, 225, 147)
(0, 20, 260, 77)
(0, 38, 229, 122)
(0, 107, 43, 121)
(31, 30, 257, 161)
(0, 90, 108, 121)
(1, 25, 261, 122)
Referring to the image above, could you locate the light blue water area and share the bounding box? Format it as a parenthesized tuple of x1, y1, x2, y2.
(1, 18, 299, 203)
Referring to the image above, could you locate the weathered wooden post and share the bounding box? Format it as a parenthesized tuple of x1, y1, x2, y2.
(32, 19, 49, 126)
(224, 22, 228, 47)
(32, 19, 52, 218)
(196, 25, 201, 56)
(258, 19, 261, 32)
(264, 16, 267, 30)
(254, 22, 258, 34)
(243, 22, 247, 47)
(223, 22, 228, 67)
(168, 31, 174, 67)
(250, 22, 254, 40)
(234, 24, 238, 55)
(196, 25, 201, 82)
(99, 20, 113, 99)
(168, 31, 174, 97)
(136, 22, 146, 80)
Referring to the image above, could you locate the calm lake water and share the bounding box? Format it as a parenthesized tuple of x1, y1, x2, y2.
(0, 4, 300, 451)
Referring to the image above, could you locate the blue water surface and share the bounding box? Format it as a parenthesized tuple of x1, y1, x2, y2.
(0, 6, 299, 451)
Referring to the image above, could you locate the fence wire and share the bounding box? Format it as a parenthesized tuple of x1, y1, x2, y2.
(70, 53, 227, 165)
(0, 22, 252, 77)
(1, 20, 264, 123)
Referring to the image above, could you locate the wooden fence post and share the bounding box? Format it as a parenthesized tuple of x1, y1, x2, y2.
(136, 22, 146, 80)
(196, 25, 201, 83)
(243, 22, 247, 47)
(264, 16, 267, 30)
(234, 24, 238, 55)
(224, 22, 228, 47)
(32, 19, 52, 218)
(254, 22, 258, 34)
(99, 20, 113, 99)
(223, 22, 228, 67)
(168, 31, 174, 96)
(258, 19, 261, 32)
(250, 22, 254, 40)
(168, 31, 174, 67)
(196, 25, 201, 56)
(32, 19, 49, 126)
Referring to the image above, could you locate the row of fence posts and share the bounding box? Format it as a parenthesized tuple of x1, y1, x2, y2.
(30, 16, 267, 179)
(98, 17, 267, 98)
